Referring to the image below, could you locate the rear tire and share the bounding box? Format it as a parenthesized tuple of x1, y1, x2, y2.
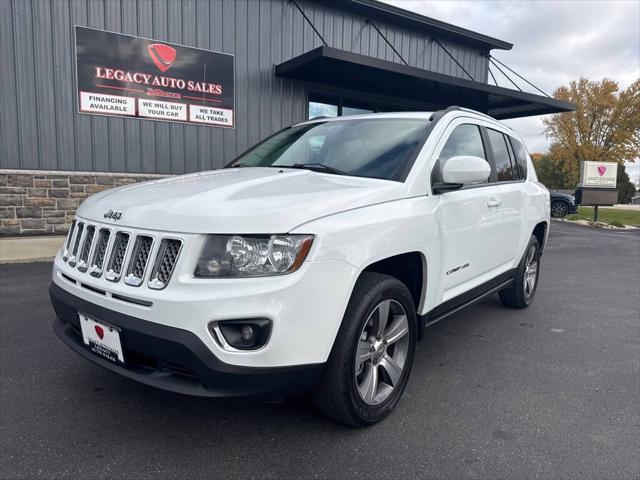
(499, 235, 540, 308)
(312, 272, 417, 427)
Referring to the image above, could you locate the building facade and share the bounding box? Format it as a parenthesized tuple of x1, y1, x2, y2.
(0, 0, 572, 235)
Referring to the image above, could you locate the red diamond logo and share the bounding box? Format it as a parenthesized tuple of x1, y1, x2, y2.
(94, 325, 104, 340)
(147, 43, 176, 73)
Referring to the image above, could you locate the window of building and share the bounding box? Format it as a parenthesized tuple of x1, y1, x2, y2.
(487, 128, 516, 182)
(342, 105, 374, 116)
(436, 124, 489, 184)
(308, 95, 391, 119)
(308, 100, 338, 119)
(508, 137, 529, 179)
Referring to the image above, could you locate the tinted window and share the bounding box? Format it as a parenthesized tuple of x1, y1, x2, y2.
(438, 124, 489, 183)
(509, 137, 529, 179)
(487, 129, 516, 182)
(229, 118, 429, 181)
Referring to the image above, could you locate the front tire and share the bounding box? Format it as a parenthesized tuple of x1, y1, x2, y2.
(499, 235, 541, 308)
(312, 272, 417, 426)
(551, 200, 569, 218)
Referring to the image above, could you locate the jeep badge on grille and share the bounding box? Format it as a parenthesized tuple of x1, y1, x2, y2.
(104, 209, 123, 221)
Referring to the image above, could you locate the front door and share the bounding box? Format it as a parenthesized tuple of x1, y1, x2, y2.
(431, 121, 507, 302)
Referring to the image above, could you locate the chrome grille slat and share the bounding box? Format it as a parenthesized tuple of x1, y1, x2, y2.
(148, 239, 182, 290)
(63, 220, 77, 261)
(105, 232, 130, 282)
(124, 236, 153, 287)
(67, 222, 84, 267)
(77, 226, 96, 272)
(89, 229, 111, 277)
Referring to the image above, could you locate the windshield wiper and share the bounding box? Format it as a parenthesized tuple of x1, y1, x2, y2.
(289, 163, 347, 176)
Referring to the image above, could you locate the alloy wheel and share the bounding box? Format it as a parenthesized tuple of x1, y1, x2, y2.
(523, 244, 538, 298)
(551, 201, 569, 218)
(354, 299, 410, 405)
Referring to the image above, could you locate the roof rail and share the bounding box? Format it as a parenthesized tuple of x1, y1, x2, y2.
(431, 106, 501, 123)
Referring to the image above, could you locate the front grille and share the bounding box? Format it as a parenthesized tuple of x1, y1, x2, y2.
(61, 219, 183, 289)
(124, 236, 153, 287)
(90, 229, 111, 277)
(68, 222, 84, 266)
(148, 239, 182, 290)
(105, 232, 130, 282)
(77, 226, 95, 272)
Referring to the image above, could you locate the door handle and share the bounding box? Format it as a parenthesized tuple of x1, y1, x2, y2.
(487, 198, 502, 208)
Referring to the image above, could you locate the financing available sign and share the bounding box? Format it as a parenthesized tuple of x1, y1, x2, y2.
(75, 26, 234, 127)
(580, 161, 618, 188)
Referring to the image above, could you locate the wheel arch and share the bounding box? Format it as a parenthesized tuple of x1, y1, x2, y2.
(359, 251, 427, 340)
(532, 221, 548, 253)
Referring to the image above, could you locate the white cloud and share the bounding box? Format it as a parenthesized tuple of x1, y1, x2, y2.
(381, 0, 640, 181)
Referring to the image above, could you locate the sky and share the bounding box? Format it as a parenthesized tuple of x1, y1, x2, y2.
(381, 0, 640, 183)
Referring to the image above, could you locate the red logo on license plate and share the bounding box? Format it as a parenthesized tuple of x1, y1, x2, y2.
(95, 325, 104, 340)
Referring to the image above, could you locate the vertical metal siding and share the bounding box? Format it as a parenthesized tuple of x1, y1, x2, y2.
(0, 0, 490, 174)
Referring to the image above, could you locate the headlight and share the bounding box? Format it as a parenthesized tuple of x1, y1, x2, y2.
(194, 234, 314, 278)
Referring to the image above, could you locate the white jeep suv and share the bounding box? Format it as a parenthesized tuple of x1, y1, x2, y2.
(51, 107, 549, 426)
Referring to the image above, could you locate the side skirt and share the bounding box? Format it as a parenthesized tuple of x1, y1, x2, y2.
(420, 269, 517, 329)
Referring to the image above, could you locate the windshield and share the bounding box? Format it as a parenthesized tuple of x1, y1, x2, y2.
(227, 118, 429, 181)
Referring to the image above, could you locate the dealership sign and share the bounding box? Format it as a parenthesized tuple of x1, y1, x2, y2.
(75, 26, 234, 127)
(580, 161, 618, 188)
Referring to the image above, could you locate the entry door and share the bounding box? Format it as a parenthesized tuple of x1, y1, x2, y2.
(431, 122, 506, 301)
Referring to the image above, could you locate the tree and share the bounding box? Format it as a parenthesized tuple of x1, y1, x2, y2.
(617, 163, 637, 204)
(541, 78, 639, 189)
(531, 152, 570, 189)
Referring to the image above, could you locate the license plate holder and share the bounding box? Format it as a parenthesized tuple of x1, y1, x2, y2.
(78, 313, 125, 365)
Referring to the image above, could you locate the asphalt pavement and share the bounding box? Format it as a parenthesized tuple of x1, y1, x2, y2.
(1, 221, 639, 479)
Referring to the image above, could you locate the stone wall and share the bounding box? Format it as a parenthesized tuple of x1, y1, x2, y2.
(0, 170, 167, 236)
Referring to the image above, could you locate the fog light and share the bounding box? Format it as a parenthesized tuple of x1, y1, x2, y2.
(209, 319, 271, 351)
(241, 325, 255, 342)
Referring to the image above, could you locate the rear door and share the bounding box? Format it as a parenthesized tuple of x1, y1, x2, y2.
(484, 128, 527, 265)
(431, 120, 507, 302)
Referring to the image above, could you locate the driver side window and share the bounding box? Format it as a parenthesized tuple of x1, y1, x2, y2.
(436, 124, 489, 184)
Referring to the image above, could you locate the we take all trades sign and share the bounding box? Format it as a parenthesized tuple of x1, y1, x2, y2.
(75, 26, 235, 128)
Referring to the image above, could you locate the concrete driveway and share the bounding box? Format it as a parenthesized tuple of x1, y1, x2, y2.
(1, 221, 639, 479)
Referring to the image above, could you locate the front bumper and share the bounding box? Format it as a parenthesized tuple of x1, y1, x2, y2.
(51, 283, 323, 398)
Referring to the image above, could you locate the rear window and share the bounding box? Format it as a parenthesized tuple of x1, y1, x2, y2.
(508, 137, 529, 179)
(486, 129, 516, 182)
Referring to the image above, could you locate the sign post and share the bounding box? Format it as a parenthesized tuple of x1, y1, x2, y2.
(575, 161, 619, 222)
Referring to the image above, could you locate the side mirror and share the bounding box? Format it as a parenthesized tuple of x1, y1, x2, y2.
(442, 155, 491, 185)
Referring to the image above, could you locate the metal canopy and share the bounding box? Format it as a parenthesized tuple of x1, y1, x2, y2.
(275, 47, 575, 120)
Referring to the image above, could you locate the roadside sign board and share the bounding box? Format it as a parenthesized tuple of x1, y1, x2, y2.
(75, 26, 235, 128)
(579, 161, 618, 188)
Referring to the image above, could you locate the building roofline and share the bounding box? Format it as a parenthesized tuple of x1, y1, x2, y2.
(325, 0, 513, 51)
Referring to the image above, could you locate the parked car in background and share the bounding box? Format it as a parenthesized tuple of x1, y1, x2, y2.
(50, 107, 549, 426)
(550, 191, 578, 218)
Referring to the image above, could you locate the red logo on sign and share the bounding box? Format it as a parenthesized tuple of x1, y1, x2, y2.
(597, 165, 607, 176)
(147, 43, 176, 72)
(94, 325, 105, 340)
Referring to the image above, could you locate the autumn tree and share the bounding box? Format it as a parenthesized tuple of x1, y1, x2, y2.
(542, 78, 640, 188)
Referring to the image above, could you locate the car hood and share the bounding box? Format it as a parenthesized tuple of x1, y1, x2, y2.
(77, 167, 406, 233)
